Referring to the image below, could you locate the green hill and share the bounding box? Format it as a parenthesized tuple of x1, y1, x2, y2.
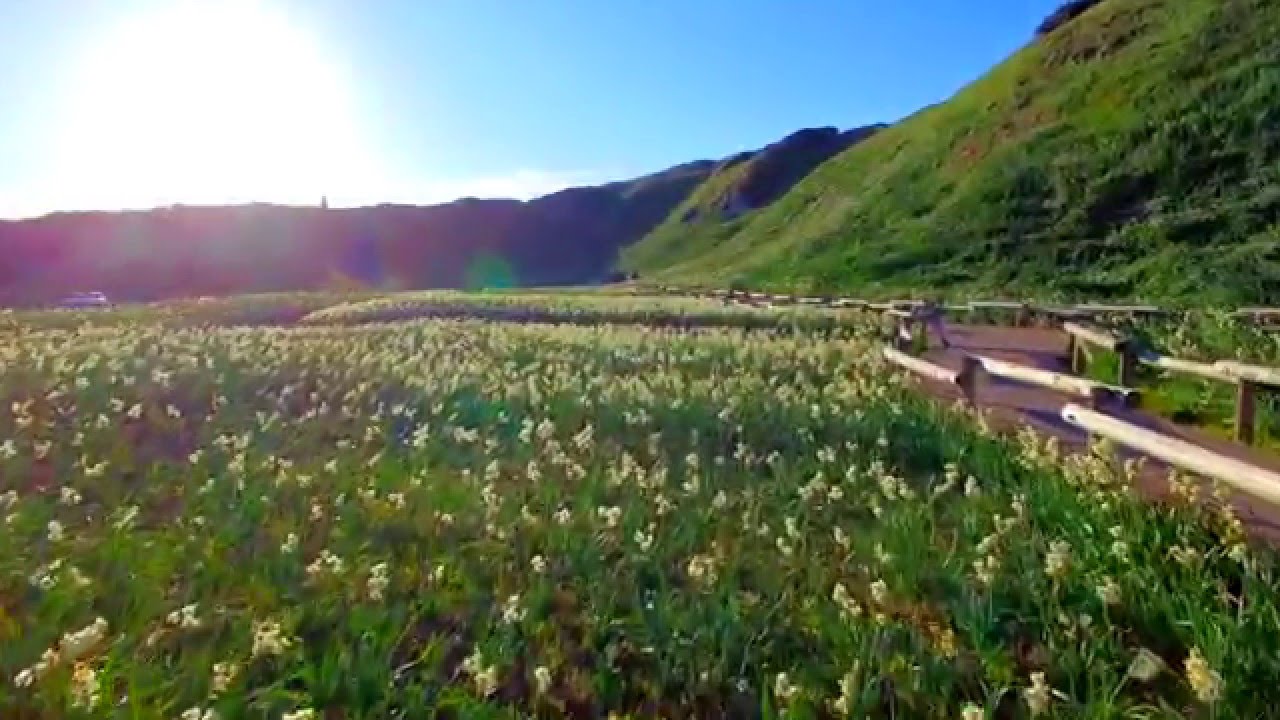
(621, 125, 884, 273)
(622, 0, 1280, 305)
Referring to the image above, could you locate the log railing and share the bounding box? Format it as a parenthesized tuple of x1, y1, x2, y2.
(1056, 322, 1280, 446)
(647, 285, 1280, 324)
(1063, 322, 1139, 387)
(1062, 404, 1280, 509)
(656, 283, 1280, 447)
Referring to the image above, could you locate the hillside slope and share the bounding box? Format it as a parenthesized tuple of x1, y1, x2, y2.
(0, 160, 715, 305)
(621, 125, 884, 273)
(626, 0, 1280, 304)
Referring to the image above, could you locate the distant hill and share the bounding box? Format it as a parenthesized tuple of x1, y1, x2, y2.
(0, 116, 885, 305)
(620, 125, 885, 274)
(0, 160, 715, 305)
(625, 0, 1280, 304)
(13, 0, 1269, 307)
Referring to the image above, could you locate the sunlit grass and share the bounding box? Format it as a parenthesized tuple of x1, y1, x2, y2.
(2, 301, 1277, 717)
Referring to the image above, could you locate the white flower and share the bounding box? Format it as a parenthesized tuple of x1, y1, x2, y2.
(1044, 540, 1072, 579)
(686, 554, 718, 585)
(305, 549, 345, 579)
(13, 667, 37, 688)
(870, 579, 889, 605)
(501, 594, 525, 624)
(211, 662, 238, 694)
(367, 563, 390, 601)
(530, 555, 547, 574)
(166, 604, 202, 630)
(1126, 648, 1165, 682)
(251, 620, 292, 658)
(533, 665, 552, 695)
(773, 672, 798, 703)
(61, 617, 108, 662)
(1184, 647, 1222, 704)
(1023, 671, 1052, 716)
(596, 505, 623, 528)
(1096, 578, 1122, 606)
(832, 582, 862, 620)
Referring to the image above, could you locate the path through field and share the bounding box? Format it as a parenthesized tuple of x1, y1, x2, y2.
(914, 324, 1280, 538)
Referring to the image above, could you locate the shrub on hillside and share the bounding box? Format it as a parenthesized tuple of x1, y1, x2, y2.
(1035, 0, 1105, 36)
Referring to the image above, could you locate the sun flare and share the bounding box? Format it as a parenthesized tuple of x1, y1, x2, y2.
(47, 1, 376, 209)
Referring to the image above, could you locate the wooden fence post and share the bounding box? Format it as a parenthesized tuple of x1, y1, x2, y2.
(1236, 380, 1257, 445)
(1016, 303, 1031, 327)
(1068, 336, 1084, 374)
(958, 354, 980, 405)
(1118, 343, 1138, 387)
(894, 318, 912, 351)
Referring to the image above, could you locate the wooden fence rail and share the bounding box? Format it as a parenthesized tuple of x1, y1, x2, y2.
(647, 285, 1280, 325)
(1063, 322, 1139, 386)
(656, 283, 1280, 447)
(1064, 326, 1280, 446)
(1062, 404, 1280, 509)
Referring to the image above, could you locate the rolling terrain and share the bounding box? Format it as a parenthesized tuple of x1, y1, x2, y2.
(0, 160, 713, 306)
(626, 0, 1280, 305)
(0, 122, 875, 306)
(7, 0, 1277, 307)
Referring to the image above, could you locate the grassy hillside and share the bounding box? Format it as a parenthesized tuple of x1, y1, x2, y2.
(621, 126, 883, 273)
(625, 0, 1280, 304)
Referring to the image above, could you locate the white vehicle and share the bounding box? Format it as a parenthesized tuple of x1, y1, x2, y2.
(59, 291, 111, 309)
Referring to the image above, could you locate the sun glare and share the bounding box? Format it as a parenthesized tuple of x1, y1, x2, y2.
(47, 1, 377, 209)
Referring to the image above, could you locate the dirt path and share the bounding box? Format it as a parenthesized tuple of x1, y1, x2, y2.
(913, 324, 1280, 540)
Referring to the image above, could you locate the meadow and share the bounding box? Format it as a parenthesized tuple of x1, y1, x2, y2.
(2, 293, 1279, 718)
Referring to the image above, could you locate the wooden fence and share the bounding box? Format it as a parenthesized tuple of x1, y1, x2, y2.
(651, 282, 1280, 449)
(1062, 404, 1280, 509)
(881, 319, 1280, 511)
(647, 285, 1280, 324)
(646, 282, 1280, 511)
(1063, 322, 1279, 446)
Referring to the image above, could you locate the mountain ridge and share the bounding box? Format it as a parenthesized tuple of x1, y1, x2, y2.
(624, 0, 1280, 305)
(0, 126, 876, 305)
(8, 0, 1277, 306)
(0, 159, 716, 304)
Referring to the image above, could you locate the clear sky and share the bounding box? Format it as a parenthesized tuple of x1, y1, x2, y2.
(0, 0, 1063, 219)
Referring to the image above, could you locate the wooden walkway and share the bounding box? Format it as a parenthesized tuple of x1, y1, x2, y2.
(912, 324, 1280, 539)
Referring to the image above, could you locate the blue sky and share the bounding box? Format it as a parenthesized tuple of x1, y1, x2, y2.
(0, 0, 1063, 218)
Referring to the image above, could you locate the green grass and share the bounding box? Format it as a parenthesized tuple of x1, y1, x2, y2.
(0, 292, 378, 334)
(3, 298, 1280, 716)
(623, 0, 1280, 304)
(296, 290, 872, 333)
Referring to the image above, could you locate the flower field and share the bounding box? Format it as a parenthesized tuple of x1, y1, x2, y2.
(296, 291, 866, 333)
(3, 301, 1279, 718)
